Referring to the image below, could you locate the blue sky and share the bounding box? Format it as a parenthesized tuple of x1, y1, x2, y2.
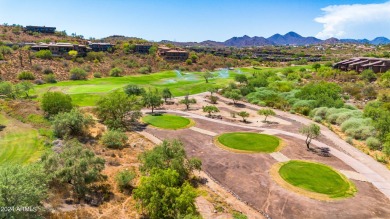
(0, 0, 389, 41)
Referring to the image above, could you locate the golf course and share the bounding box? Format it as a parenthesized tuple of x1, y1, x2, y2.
(142, 114, 194, 130)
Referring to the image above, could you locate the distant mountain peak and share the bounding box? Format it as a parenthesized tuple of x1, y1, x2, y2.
(284, 31, 301, 38)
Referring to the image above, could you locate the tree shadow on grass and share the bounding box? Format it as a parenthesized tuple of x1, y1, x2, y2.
(307, 146, 331, 157)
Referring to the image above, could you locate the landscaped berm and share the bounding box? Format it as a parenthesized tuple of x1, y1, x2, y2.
(215, 132, 281, 153)
(272, 160, 356, 200)
(142, 114, 194, 130)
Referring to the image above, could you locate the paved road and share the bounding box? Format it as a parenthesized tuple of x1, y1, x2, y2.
(144, 107, 390, 200)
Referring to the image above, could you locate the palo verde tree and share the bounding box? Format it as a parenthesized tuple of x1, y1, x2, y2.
(52, 108, 94, 138)
(124, 84, 145, 96)
(142, 89, 163, 113)
(41, 140, 106, 201)
(203, 71, 213, 83)
(179, 94, 197, 110)
(235, 74, 248, 84)
(41, 92, 73, 117)
(95, 91, 141, 129)
(258, 108, 276, 122)
(203, 105, 219, 117)
(299, 123, 321, 149)
(162, 88, 173, 103)
(237, 111, 249, 122)
(0, 164, 49, 219)
(224, 89, 242, 104)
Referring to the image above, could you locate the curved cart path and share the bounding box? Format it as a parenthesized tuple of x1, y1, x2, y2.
(147, 108, 390, 200)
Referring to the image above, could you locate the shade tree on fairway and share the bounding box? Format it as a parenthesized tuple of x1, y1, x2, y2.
(299, 123, 321, 149)
(142, 89, 163, 113)
(203, 71, 213, 83)
(95, 91, 141, 130)
(235, 74, 248, 84)
(162, 88, 173, 103)
(123, 84, 145, 96)
(258, 108, 276, 122)
(52, 108, 94, 138)
(203, 105, 219, 116)
(180, 94, 197, 110)
(238, 111, 249, 122)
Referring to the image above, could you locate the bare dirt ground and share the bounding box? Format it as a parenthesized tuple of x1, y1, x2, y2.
(143, 114, 390, 219)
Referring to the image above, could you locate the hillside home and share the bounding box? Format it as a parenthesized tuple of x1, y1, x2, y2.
(158, 46, 189, 61)
(333, 57, 390, 73)
(88, 43, 114, 52)
(135, 44, 152, 54)
(25, 26, 56, 34)
(31, 43, 91, 56)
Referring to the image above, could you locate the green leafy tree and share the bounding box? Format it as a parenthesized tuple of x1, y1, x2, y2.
(115, 169, 136, 192)
(364, 101, 390, 140)
(0, 164, 49, 219)
(41, 92, 73, 117)
(235, 74, 248, 84)
(139, 139, 201, 182)
(142, 89, 163, 113)
(202, 105, 219, 116)
(162, 88, 173, 103)
(379, 71, 390, 88)
(95, 91, 141, 129)
(224, 89, 242, 104)
(299, 123, 321, 149)
(0, 82, 15, 99)
(101, 129, 128, 149)
(133, 169, 197, 219)
(203, 72, 213, 83)
(258, 108, 276, 122)
(41, 140, 106, 200)
(149, 45, 157, 55)
(295, 82, 343, 108)
(179, 94, 197, 110)
(52, 108, 94, 138)
(237, 111, 249, 122)
(15, 81, 34, 98)
(124, 84, 145, 96)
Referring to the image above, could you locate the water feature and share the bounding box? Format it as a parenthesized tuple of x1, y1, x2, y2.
(217, 68, 229, 78)
(175, 70, 183, 78)
(236, 69, 242, 74)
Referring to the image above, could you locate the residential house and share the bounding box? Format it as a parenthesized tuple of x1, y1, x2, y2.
(333, 57, 390, 73)
(135, 44, 152, 54)
(89, 43, 114, 52)
(25, 26, 56, 34)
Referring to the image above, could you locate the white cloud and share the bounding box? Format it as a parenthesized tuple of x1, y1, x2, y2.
(315, 1, 390, 39)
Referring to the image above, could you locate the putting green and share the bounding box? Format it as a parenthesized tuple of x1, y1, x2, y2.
(276, 160, 356, 200)
(142, 114, 194, 130)
(216, 132, 280, 153)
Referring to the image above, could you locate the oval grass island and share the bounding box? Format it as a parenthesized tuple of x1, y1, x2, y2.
(142, 114, 194, 130)
(215, 132, 281, 153)
(271, 160, 356, 201)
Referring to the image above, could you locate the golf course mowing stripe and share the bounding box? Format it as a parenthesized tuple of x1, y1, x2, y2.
(142, 114, 194, 130)
(271, 160, 356, 200)
(215, 132, 281, 153)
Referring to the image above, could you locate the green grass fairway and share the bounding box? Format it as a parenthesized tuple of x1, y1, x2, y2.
(142, 114, 193, 130)
(0, 114, 46, 165)
(33, 70, 246, 106)
(278, 160, 356, 199)
(216, 132, 280, 153)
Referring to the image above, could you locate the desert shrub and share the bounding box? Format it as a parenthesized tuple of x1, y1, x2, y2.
(101, 130, 128, 149)
(0, 81, 14, 98)
(115, 169, 136, 192)
(44, 74, 57, 83)
(32, 64, 43, 71)
(310, 107, 329, 120)
(69, 67, 87, 80)
(341, 118, 374, 140)
(17, 71, 35, 80)
(83, 65, 92, 72)
(0, 45, 12, 55)
(41, 92, 73, 116)
(52, 108, 94, 138)
(345, 126, 374, 140)
(75, 57, 84, 63)
(366, 137, 381, 150)
(110, 67, 123, 77)
(86, 51, 104, 62)
(138, 66, 152, 74)
(292, 100, 316, 115)
(93, 72, 102, 78)
(313, 116, 322, 122)
(34, 79, 45, 85)
(124, 84, 145, 96)
(43, 67, 53, 74)
(35, 50, 52, 59)
(295, 81, 343, 108)
(268, 81, 294, 92)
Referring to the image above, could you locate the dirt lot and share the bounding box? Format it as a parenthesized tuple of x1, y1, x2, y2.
(144, 116, 390, 219)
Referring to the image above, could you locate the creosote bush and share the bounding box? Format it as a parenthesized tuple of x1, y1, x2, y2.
(101, 130, 128, 149)
(17, 71, 35, 80)
(70, 67, 87, 80)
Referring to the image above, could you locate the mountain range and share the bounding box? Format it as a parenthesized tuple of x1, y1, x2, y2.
(161, 32, 390, 47)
